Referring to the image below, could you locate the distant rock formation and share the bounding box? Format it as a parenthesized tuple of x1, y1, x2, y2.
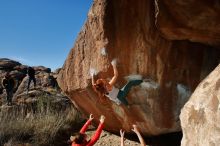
(0, 58, 27, 94)
(180, 64, 220, 146)
(0, 58, 64, 108)
(0, 58, 21, 70)
(57, 0, 220, 137)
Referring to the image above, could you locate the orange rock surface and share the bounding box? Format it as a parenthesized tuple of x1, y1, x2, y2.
(58, 0, 220, 136)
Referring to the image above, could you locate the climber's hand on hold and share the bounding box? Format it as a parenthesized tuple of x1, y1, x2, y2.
(90, 68, 97, 77)
(111, 58, 117, 67)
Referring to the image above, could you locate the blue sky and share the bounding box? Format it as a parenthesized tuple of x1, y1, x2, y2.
(0, 0, 92, 71)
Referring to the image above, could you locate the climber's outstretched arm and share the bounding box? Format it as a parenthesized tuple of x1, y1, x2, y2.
(90, 68, 96, 86)
(109, 59, 118, 86)
(87, 115, 105, 146)
(120, 129, 125, 146)
(80, 114, 94, 133)
(132, 125, 146, 146)
(92, 74, 95, 86)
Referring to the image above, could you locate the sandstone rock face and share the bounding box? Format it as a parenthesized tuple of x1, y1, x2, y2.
(58, 0, 220, 136)
(155, 0, 220, 46)
(180, 64, 220, 146)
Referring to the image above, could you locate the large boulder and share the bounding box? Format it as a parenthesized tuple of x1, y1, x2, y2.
(180, 64, 220, 146)
(155, 0, 220, 46)
(57, 0, 220, 136)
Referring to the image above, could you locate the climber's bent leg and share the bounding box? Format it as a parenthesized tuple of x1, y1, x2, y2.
(120, 80, 143, 98)
(117, 90, 129, 106)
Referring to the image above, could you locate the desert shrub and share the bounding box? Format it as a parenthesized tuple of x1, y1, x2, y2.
(0, 94, 83, 146)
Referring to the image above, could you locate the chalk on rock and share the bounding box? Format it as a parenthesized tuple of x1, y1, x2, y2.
(177, 84, 191, 100)
(125, 74, 143, 81)
(141, 79, 159, 90)
(101, 47, 107, 56)
(89, 68, 98, 76)
(111, 58, 117, 66)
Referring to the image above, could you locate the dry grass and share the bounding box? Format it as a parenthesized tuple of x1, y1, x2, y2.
(0, 94, 83, 146)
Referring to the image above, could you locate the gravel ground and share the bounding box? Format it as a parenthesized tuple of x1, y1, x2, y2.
(86, 130, 140, 146)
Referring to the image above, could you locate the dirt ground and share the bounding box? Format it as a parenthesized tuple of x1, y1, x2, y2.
(86, 130, 140, 146)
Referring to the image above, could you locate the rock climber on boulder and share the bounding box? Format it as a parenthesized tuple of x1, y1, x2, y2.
(91, 59, 143, 106)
